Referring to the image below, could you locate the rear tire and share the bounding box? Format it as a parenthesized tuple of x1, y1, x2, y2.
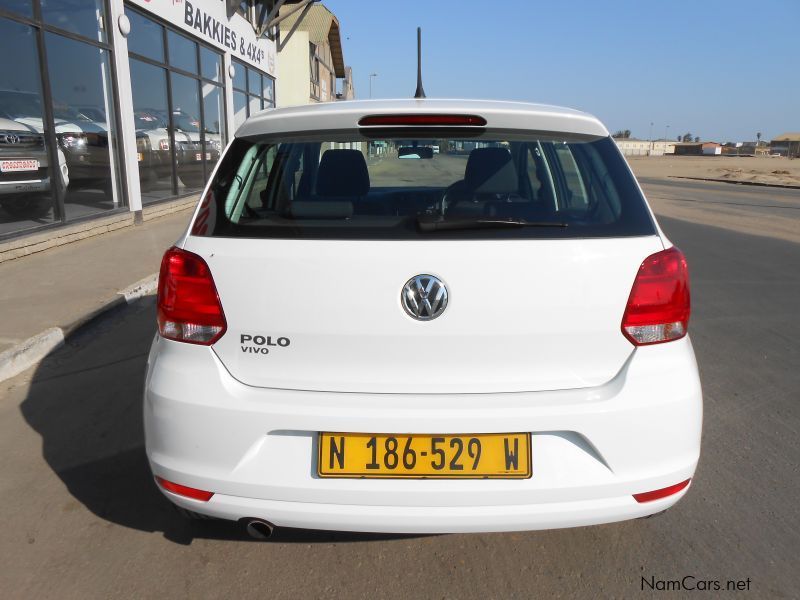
(178, 173, 207, 190)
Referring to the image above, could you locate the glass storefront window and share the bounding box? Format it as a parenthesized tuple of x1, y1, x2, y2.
(127, 8, 226, 203)
(0, 17, 57, 236)
(1, 1, 33, 17)
(170, 73, 204, 193)
(263, 77, 275, 108)
(40, 0, 106, 43)
(233, 91, 247, 130)
(168, 30, 198, 75)
(45, 31, 120, 219)
(248, 94, 261, 118)
(248, 68, 261, 96)
(202, 83, 225, 172)
(129, 58, 172, 203)
(233, 59, 273, 124)
(233, 63, 246, 92)
(126, 9, 164, 63)
(200, 47, 221, 83)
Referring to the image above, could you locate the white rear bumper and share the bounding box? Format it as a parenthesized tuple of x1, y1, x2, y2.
(144, 336, 702, 532)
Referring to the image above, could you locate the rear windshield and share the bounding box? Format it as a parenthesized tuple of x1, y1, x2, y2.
(193, 131, 656, 240)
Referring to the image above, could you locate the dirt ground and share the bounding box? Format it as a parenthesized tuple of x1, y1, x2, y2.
(626, 155, 800, 186)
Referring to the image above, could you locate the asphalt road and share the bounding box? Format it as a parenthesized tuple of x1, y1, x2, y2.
(1, 181, 799, 599)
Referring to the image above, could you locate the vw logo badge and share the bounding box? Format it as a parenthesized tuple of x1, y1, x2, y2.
(401, 274, 448, 321)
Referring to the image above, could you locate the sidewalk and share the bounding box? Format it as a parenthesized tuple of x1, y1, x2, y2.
(0, 207, 193, 380)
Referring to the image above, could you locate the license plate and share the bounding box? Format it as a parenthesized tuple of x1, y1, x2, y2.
(137, 152, 144, 161)
(195, 152, 212, 161)
(318, 433, 531, 479)
(0, 159, 39, 173)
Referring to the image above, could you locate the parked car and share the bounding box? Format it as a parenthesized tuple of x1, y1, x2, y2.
(133, 110, 173, 192)
(133, 108, 222, 190)
(169, 108, 221, 189)
(0, 116, 68, 218)
(146, 99, 702, 536)
(0, 90, 111, 195)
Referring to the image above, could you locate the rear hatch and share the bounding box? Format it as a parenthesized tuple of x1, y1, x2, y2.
(185, 235, 662, 393)
(181, 113, 662, 394)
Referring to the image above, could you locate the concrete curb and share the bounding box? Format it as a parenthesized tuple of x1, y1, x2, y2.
(0, 272, 158, 384)
(668, 176, 800, 189)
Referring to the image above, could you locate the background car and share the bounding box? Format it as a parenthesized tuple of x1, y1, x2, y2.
(0, 116, 67, 218)
(0, 90, 110, 197)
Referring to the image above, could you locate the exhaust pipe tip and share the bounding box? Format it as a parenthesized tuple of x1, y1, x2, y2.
(244, 518, 274, 540)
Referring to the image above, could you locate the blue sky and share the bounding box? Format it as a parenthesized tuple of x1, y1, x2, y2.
(324, 0, 798, 142)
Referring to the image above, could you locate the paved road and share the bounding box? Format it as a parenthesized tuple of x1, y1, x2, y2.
(1, 182, 799, 598)
(639, 177, 800, 244)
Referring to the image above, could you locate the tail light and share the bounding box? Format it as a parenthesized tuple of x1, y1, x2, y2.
(155, 477, 214, 502)
(633, 479, 691, 503)
(157, 247, 226, 345)
(621, 247, 690, 345)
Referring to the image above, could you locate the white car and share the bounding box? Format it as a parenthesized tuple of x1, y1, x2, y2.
(145, 99, 702, 536)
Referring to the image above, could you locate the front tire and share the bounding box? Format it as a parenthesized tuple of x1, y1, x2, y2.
(1, 195, 53, 218)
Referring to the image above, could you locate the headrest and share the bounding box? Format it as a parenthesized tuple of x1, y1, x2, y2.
(464, 147, 518, 194)
(316, 149, 370, 197)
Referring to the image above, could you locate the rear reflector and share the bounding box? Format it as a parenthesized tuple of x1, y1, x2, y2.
(633, 479, 691, 503)
(358, 114, 487, 127)
(621, 247, 690, 345)
(155, 477, 214, 502)
(157, 247, 227, 345)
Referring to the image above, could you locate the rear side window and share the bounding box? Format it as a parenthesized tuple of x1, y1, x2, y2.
(195, 132, 655, 240)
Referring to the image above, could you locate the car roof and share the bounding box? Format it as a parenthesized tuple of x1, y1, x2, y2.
(236, 98, 608, 138)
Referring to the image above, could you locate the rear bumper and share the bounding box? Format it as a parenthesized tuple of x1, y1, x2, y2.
(144, 336, 702, 533)
(0, 177, 49, 195)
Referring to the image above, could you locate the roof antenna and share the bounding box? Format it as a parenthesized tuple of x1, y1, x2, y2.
(414, 27, 426, 99)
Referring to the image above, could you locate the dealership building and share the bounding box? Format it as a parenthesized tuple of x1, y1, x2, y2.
(0, 0, 349, 247)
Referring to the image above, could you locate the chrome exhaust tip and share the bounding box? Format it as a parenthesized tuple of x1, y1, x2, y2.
(244, 518, 274, 539)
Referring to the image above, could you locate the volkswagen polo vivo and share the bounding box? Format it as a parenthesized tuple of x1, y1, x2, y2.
(145, 99, 702, 534)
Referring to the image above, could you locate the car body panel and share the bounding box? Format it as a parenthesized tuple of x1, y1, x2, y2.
(185, 234, 664, 394)
(146, 98, 702, 532)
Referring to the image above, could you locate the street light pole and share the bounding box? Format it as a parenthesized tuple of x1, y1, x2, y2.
(664, 125, 670, 155)
(649, 121, 653, 156)
(369, 73, 378, 99)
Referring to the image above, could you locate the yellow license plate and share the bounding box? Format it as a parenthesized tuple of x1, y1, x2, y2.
(318, 433, 531, 479)
(137, 152, 144, 161)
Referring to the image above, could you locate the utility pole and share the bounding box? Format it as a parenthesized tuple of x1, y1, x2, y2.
(369, 73, 378, 99)
(665, 125, 670, 155)
(649, 122, 653, 156)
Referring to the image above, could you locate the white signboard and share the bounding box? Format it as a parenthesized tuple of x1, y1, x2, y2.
(128, 0, 276, 76)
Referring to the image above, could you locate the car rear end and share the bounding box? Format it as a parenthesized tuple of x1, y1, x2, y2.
(0, 123, 50, 198)
(144, 100, 702, 533)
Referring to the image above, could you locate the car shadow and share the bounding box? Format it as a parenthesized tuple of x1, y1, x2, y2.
(19, 297, 423, 545)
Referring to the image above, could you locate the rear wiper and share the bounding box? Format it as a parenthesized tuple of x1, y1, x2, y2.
(417, 216, 568, 232)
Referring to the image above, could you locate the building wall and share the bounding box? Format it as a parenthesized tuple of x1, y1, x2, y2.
(275, 30, 311, 108)
(615, 140, 675, 156)
(277, 31, 339, 107)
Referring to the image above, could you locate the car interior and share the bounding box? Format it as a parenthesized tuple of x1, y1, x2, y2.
(222, 138, 624, 228)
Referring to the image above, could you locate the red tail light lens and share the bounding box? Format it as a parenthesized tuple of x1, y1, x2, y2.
(157, 247, 226, 345)
(155, 477, 214, 502)
(633, 478, 691, 503)
(621, 247, 690, 346)
(358, 114, 487, 126)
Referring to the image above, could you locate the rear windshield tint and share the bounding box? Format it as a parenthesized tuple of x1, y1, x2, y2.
(192, 132, 656, 240)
